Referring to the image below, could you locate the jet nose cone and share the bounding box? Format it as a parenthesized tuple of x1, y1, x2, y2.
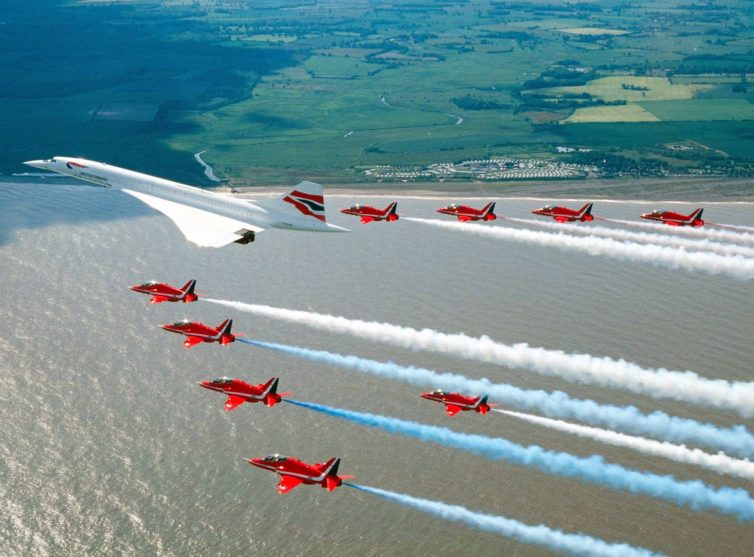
(248, 458, 262, 467)
(198, 381, 211, 389)
(420, 392, 432, 400)
(24, 160, 47, 169)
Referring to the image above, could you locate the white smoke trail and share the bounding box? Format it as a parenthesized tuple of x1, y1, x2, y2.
(507, 217, 754, 258)
(348, 484, 666, 557)
(210, 299, 754, 418)
(406, 217, 754, 280)
(608, 218, 754, 245)
(495, 409, 754, 481)
(714, 223, 754, 234)
(291, 400, 754, 521)
(242, 339, 754, 458)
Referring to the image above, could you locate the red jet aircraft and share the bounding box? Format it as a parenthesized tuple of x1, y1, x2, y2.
(161, 318, 235, 349)
(531, 202, 594, 223)
(436, 202, 497, 222)
(640, 208, 704, 227)
(130, 279, 198, 304)
(199, 377, 286, 411)
(340, 202, 399, 224)
(420, 389, 493, 417)
(248, 454, 351, 493)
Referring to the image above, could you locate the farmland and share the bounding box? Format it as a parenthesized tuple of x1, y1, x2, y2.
(639, 98, 754, 121)
(4, 0, 754, 185)
(563, 104, 660, 123)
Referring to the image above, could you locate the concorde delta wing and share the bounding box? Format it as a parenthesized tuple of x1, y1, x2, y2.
(123, 189, 264, 248)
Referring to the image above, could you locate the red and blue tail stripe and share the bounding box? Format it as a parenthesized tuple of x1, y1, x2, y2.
(284, 190, 326, 222)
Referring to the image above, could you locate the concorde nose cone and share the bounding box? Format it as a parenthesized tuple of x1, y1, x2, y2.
(24, 160, 48, 170)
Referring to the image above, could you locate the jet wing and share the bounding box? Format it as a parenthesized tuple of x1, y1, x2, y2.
(458, 216, 471, 222)
(277, 475, 305, 494)
(224, 395, 246, 411)
(360, 216, 375, 224)
(122, 189, 264, 248)
(445, 404, 462, 417)
(150, 295, 170, 304)
(183, 336, 204, 349)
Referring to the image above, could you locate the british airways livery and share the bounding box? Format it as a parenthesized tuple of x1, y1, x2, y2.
(24, 157, 348, 247)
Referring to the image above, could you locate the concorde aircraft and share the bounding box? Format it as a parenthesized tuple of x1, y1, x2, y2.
(24, 157, 348, 247)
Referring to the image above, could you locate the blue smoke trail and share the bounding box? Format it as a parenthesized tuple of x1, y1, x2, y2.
(287, 400, 754, 521)
(346, 483, 666, 557)
(239, 338, 754, 459)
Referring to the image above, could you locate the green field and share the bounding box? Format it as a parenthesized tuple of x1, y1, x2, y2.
(671, 74, 749, 85)
(303, 56, 373, 78)
(559, 28, 630, 36)
(554, 120, 754, 160)
(241, 34, 298, 43)
(542, 76, 709, 102)
(4, 0, 754, 183)
(564, 104, 660, 123)
(640, 99, 754, 121)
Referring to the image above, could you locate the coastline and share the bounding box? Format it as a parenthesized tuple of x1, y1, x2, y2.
(3, 174, 752, 203)
(230, 175, 754, 203)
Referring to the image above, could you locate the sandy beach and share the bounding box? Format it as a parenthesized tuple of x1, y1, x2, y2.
(4, 174, 753, 203)
(228, 175, 754, 203)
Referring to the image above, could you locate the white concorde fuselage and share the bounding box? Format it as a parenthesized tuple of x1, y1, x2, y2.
(23, 156, 347, 237)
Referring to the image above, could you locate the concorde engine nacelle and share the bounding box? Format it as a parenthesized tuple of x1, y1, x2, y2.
(234, 230, 256, 245)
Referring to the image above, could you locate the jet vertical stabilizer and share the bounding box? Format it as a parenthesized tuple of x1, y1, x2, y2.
(256, 181, 348, 232)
